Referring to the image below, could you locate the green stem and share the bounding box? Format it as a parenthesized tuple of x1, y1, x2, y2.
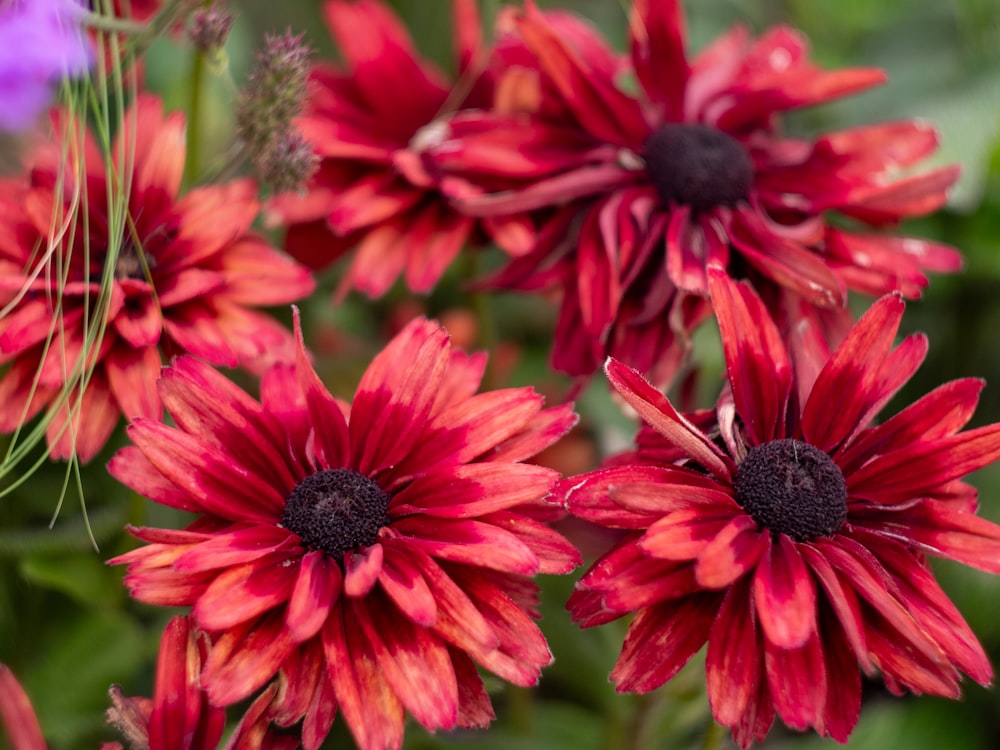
(185, 47, 206, 185)
(699, 716, 727, 750)
(506, 685, 534, 735)
(80, 11, 145, 35)
(624, 692, 656, 750)
(83, 0, 197, 58)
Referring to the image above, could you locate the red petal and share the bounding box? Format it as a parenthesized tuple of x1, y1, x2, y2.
(801, 293, 906, 452)
(451, 648, 495, 728)
(695, 514, 768, 588)
(390, 463, 558, 518)
(612, 593, 719, 694)
(203, 612, 297, 705)
(848, 425, 1000, 510)
(292, 309, 350, 469)
(605, 358, 735, 481)
(322, 601, 406, 750)
(286, 550, 342, 643)
(343, 543, 384, 597)
(640, 506, 737, 561)
(378, 543, 438, 627)
(194, 554, 298, 630)
(708, 269, 792, 444)
(322, 0, 447, 127)
(516, 3, 648, 146)
(350, 317, 450, 476)
(108, 446, 200, 512)
(390, 389, 547, 482)
(838, 378, 983, 476)
(353, 592, 458, 730)
(854, 500, 1000, 573)
(106, 345, 162, 421)
(763, 633, 826, 731)
(799, 545, 873, 673)
(124, 95, 185, 211)
(706, 579, 761, 727)
(391, 517, 539, 575)
(753, 535, 817, 649)
(127, 418, 284, 520)
(158, 355, 296, 492)
(174, 525, 298, 573)
(0, 664, 46, 750)
(413, 551, 499, 655)
(628, 0, 687, 117)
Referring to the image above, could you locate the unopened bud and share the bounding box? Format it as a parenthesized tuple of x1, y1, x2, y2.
(188, 6, 235, 58)
(253, 129, 318, 194)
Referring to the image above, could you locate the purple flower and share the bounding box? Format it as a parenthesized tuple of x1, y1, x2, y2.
(0, 0, 92, 132)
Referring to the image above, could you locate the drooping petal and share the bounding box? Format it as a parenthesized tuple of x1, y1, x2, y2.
(322, 601, 406, 750)
(753, 534, 817, 649)
(353, 592, 459, 731)
(610, 592, 719, 693)
(286, 550, 342, 643)
(706, 579, 761, 728)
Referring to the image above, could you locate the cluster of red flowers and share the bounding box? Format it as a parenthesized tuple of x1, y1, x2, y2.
(2, 1, 1000, 750)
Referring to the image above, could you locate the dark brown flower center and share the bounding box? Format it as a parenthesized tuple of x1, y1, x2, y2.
(281, 469, 390, 560)
(643, 124, 753, 212)
(734, 439, 847, 541)
(113, 240, 157, 281)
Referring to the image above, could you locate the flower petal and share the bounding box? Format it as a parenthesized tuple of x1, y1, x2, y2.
(605, 358, 735, 481)
(695, 514, 769, 588)
(611, 592, 718, 693)
(286, 550, 342, 643)
(753, 534, 817, 649)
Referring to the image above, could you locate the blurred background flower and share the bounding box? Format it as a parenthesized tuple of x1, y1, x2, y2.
(0, 0, 92, 133)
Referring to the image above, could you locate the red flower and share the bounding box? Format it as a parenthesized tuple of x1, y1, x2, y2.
(560, 268, 1000, 746)
(109, 312, 581, 750)
(0, 663, 45, 750)
(0, 95, 314, 462)
(105, 616, 227, 750)
(431, 0, 961, 380)
(267, 0, 521, 299)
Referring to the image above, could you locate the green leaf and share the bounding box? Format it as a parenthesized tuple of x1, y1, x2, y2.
(18, 551, 123, 609)
(19, 611, 147, 750)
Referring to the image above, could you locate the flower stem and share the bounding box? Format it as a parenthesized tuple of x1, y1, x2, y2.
(185, 47, 206, 185)
(699, 716, 727, 750)
(83, 0, 196, 57)
(506, 685, 534, 735)
(80, 12, 145, 35)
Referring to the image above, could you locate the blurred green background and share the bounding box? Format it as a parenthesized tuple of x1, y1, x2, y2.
(3, 0, 1000, 748)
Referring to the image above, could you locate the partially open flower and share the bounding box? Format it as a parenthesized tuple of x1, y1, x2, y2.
(109, 312, 581, 750)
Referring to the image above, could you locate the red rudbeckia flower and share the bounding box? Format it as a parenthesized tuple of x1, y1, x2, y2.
(109, 312, 581, 750)
(0, 94, 314, 462)
(105, 616, 227, 750)
(267, 0, 524, 299)
(431, 0, 961, 380)
(560, 268, 1000, 746)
